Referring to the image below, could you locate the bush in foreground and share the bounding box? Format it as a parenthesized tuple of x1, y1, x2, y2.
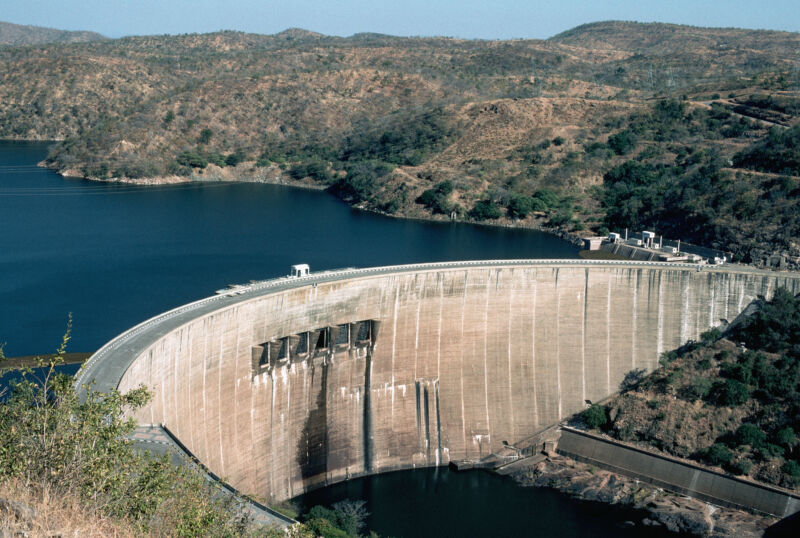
(0, 334, 282, 537)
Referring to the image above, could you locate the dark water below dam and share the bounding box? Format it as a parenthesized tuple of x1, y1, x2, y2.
(1, 141, 672, 537)
(294, 467, 679, 537)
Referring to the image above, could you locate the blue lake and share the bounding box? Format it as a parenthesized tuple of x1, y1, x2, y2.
(0, 140, 577, 357)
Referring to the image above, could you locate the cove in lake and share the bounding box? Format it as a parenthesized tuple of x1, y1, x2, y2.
(0, 141, 577, 357)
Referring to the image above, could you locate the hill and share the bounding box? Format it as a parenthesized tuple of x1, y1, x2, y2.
(0, 21, 106, 46)
(551, 20, 800, 57)
(0, 22, 798, 265)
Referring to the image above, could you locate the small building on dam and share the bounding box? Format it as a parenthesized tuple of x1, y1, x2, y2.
(77, 260, 800, 504)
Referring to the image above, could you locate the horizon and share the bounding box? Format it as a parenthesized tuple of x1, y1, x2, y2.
(2, 0, 799, 41)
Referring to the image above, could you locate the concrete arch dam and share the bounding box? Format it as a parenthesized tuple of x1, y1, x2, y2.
(82, 261, 800, 502)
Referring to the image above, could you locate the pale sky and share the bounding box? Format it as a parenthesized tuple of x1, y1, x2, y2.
(2, 0, 799, 40)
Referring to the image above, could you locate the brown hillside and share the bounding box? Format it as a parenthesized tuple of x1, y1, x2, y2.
(0, 23, 798, 262)
(0, 21, 106, 46)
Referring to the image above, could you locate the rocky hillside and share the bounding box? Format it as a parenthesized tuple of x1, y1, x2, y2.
(0, 21, 798, 263)
(578, 288, 800, 491)
(0, 21, 106, 46)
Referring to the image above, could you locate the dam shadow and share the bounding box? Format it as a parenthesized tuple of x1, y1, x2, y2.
(297, 361, 330, 484)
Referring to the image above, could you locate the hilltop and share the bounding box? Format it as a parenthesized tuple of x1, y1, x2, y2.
(0, 21, 798, 264)
(0, 21, 106, 46)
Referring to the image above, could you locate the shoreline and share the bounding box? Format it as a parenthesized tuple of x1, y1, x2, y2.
(1, 352, 91, 371)
(507, 454, 776, 536)
(41, 161, 589, 248)
(33, 160, 800, 272)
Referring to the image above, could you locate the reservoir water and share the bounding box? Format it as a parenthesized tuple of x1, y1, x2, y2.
(0, 140, 577, 357)
(1, 141, 667, 537)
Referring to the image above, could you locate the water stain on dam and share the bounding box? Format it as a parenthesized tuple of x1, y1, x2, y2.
(298, 361, 330, 481)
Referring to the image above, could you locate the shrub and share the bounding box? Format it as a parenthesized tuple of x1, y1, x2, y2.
(582, 404, 608, 429)
(735, 423, 766, 448)
(290, 159, 332, 183)
(0, 339, 255, 535)
(176, 151, 208, 169)
(776, 427, 798, 450)
(468, 199, 502, 220)
(330, 160, 392, 203)
(207, 153, 226, 167)
(716, 379, 749, 406)
(683, 377, 713, 401)
(198, 128, 213, 144)
(784, 460, 800, 479)
(225, 150, 246, 167)
(607, 130, 637, 155)
(507, 195, 536, 218)
(302, 500, 368, 538)
(532, 189, 560, 210)
(730, 459, 752, 475)
(417, 181, 454, 214)
(700, 327, 722, 344)
(706, 443, 733, 466)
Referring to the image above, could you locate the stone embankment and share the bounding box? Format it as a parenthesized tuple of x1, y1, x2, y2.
(510, 455, 774, 536)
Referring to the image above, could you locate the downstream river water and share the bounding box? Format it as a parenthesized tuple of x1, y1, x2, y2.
(1, 141, 671, 537)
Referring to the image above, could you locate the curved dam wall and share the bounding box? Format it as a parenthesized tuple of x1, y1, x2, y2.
(112, 262, 800, 502)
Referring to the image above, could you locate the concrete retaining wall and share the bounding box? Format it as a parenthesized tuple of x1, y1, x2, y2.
(111, 262, 800, 503)
(557, 428, 800, 518)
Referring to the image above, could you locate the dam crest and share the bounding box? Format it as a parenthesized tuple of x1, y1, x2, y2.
(78, 260, 800, 503)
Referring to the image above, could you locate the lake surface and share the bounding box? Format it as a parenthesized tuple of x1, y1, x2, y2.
(0, 140, 577, 357)
(0, 141, 673, 538)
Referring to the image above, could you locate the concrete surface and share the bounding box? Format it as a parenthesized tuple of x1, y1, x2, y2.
(77, 260, 800, 503)
(557, 427, 800, 518)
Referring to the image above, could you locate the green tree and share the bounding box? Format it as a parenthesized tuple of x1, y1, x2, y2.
(198, 128, 213, 145)
(776, 427, 798, 450)
(735, 423, 766, 448)
(417, 180, 454, 214)
(716, 379, 749, 406)
(706, 443, 733, 466)
(468, 199, 502, 220)
(582, 404, 608, 429)
(607, 130, 637, 155)
(177, 150, 208, 169)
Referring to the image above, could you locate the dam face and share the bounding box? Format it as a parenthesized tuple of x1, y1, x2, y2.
(107, 262, 800, 502)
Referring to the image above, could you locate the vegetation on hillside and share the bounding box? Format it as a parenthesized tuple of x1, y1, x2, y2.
(0, 21, 105, 46)
(300, 501, 377, 538)
(597, 99, 800, 262)
(0, 336, 291, 536)
(579, 288, 800, 490)
(0, 20, 799, 261)
(734, 124, 800, 175)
